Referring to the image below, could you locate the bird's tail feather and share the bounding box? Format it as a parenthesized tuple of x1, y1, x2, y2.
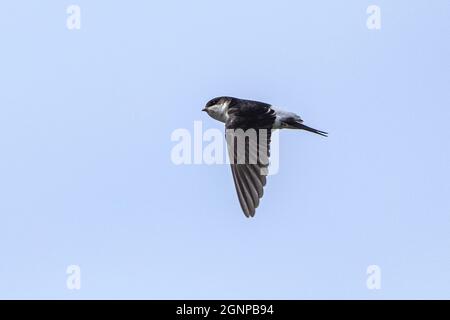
(287, 121, 328, 137)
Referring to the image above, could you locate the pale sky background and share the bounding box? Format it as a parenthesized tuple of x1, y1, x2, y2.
(0, 1, 449, 299)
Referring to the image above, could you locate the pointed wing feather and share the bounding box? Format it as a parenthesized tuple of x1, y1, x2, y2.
(225, 99, 276, 217)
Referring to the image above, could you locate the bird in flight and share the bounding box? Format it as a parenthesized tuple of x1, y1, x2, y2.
(202, 96, 327, 218)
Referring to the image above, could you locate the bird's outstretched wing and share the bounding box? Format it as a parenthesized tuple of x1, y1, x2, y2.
(225, 100, 276, 217)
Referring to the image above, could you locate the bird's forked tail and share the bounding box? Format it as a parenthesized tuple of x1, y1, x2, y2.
(285, 120, 328, 137)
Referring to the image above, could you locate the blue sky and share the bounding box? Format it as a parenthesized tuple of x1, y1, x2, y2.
(0, 1, 449, 299)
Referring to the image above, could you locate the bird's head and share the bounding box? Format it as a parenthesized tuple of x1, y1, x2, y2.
(202, 96, 233, 122)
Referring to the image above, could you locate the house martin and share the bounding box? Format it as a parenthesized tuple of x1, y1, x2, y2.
(203, 96, 327, 218)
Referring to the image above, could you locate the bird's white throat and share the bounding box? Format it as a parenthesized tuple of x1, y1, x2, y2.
(207, 101, 229, 123)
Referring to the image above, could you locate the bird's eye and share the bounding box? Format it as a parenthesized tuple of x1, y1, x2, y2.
(208, 99, 218, 107)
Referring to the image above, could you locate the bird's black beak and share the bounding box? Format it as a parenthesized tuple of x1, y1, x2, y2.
(202, 108, 207, 112)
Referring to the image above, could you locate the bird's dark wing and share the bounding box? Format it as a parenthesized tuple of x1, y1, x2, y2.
(225, 100, 276, 217)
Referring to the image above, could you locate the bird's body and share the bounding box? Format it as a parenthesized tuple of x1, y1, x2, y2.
(202, 96, 327, 218)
